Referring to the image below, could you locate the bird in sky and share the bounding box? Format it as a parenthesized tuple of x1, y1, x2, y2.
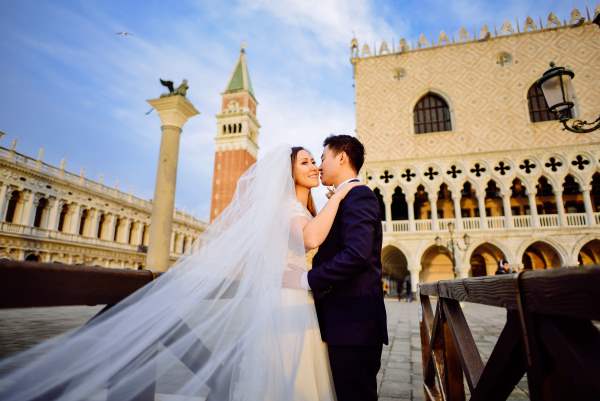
(116, 31, 133, 37)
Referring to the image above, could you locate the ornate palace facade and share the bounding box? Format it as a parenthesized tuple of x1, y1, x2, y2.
(0, 143, 206, 268)
(353, 8, 600, 293)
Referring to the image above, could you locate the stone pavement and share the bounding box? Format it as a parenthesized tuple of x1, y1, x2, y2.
(0, 301, 529, 400)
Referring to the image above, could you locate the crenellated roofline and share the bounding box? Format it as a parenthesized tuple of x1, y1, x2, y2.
(350, 7, 600, 63)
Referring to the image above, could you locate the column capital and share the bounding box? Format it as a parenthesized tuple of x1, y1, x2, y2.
(147, 96, 199, 128)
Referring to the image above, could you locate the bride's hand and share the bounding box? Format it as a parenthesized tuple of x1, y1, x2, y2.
(331, 182, 361, 202)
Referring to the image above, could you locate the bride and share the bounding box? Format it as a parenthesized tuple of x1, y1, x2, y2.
(0, 145, 358, 401)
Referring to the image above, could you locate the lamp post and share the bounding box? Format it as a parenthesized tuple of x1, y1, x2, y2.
(536, 62, 600, 133)
(435, 222, 470, 278)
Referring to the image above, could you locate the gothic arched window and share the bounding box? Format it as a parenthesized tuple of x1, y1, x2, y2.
(527, 83, 572, 123)
(413, 93, 452, 134)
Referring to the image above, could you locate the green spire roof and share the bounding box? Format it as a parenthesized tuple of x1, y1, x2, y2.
(225, 48, 255, 98)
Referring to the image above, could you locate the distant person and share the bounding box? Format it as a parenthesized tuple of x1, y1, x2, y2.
(495, 260, 512, 275)
(404, 274, 413, 302)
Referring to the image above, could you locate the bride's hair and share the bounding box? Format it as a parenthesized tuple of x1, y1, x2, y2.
(291, 146, 317, 216)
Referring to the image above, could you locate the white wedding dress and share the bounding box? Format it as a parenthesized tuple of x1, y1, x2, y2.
(0, 145, 336, 401)
(282, 201, 336, 401)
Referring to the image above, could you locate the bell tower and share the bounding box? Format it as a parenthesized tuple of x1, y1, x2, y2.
(210, 47, 260, 221)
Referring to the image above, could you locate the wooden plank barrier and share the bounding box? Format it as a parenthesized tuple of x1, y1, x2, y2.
(418, 266, 600, 401)
(0, 259, 158, 308)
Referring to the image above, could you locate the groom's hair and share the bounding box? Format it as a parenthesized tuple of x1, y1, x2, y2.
(323, 135, 365, 173)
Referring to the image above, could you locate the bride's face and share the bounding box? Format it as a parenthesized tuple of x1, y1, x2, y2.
(293, 149, 320, 189)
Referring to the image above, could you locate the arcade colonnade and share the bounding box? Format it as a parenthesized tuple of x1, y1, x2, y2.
(0, 146, 205, 268)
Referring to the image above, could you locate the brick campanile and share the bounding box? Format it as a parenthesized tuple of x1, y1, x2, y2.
(210, 47, 260, 222)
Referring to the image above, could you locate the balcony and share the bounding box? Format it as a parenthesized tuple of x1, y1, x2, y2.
(382, 212, 599, 233)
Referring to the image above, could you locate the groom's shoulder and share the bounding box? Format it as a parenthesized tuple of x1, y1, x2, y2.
(346, 185, 377, 203)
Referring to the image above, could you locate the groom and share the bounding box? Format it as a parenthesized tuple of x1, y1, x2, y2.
(288, 135, 388, 401)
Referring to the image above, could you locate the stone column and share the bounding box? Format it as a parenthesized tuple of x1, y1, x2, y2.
(89, 209, 101, 238)
(501, 192, 513, 228)
(407, 194, 415, 232)
(452, 194, 463, 231)
(476, 189, 487, 229)
(0, 183, 9, 221)
(120, 218, 132, 244)
(170, 231, 176, 254)
(527, 189, 539, 228)
(21, 191, 37, 227)
(582, 186, 595, 226)
(69, 203, 83, 235)
(430, 195, 439, 231)
(383, 191, 392, 225)
(46, 197, 59, 230)
(132, 221, 144, 245)
(146, 95, 199, 272)
(554, 190, 567, 226)
(106, 214, 118, 241)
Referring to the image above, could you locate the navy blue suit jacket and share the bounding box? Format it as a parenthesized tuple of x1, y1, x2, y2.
(308, 185, 388, 346)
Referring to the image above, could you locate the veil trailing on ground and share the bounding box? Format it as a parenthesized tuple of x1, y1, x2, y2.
(0, 145, 311, 401)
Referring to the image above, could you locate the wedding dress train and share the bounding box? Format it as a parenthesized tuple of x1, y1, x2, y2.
(0, 145, 336, 401)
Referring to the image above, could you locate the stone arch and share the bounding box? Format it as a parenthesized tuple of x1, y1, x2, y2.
(590, 172, 600, 212)
(96, 212, 105, 238)
(33, 197, 49, 228)
(79, 208, 90, 235)
(25, 253, 40, 262)
(436, 183, 454, 218)
(372, 187, 386, 221)
(562, 174, 584, 213)
(459, 181, 478, 217)
(127, 222, 135, 244)
(468, 242, 507, 276)
(414, 184, 431, 220)
(382, 245, 409, 296)
(57, 203, 69, 232)
(577, 239, 600, 266)
(465, 238, 513, 265)
(420, 244, 454, 283)
(4, 189, 22, 223)
(509, 178, 529, 216)
(535, 175, 557, 215)
(484, 179, 504, 217)
(521, 241, 564, 270)
(391, 186, 408, 220)
(382, 245, 409, 280)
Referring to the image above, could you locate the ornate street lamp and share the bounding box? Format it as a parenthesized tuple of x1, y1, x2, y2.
(434, 222, 470, 278)
(537, 62, 600, 133)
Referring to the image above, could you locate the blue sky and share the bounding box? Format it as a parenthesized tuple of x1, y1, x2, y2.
(0, 0, 592, 220)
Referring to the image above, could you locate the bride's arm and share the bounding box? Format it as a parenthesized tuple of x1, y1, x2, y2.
(302, 183, 359, 249)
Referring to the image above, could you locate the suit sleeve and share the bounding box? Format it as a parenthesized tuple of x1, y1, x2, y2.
(307, 187, 379, 295)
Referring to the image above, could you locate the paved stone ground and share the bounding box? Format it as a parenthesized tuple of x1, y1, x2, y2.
(0, 301, 529, 400)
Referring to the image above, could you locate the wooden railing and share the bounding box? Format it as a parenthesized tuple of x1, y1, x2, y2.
(418, 267, 600, 401)
(0, 260, 158, 309)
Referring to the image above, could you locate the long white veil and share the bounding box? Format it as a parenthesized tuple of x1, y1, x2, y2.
(0, 145, 311, 401)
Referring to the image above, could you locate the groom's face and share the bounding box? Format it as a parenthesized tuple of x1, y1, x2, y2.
(319, 145, 340, 187)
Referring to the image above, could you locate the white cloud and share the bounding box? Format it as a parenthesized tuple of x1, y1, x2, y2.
(239, 0, 406, 65)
